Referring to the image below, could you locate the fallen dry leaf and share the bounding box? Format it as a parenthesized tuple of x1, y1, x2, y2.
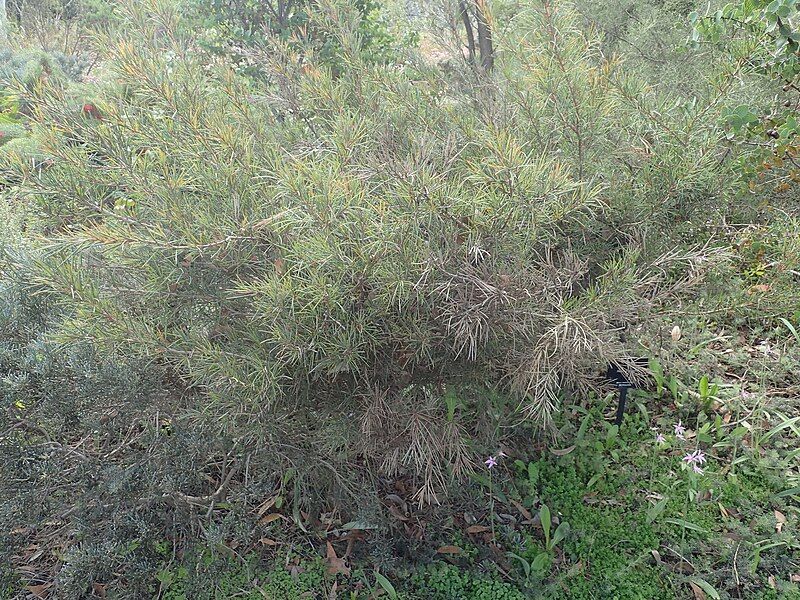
(258, 537, 280, 546)
(775, 510, 786, 533)
(387, 505, 409, 522)
(466, 525, 490, 534)
(259, 513, 283, 525)
(669, 559, 695, 575)
(748, 284, 771, 294)
(288, 562, 305, 578)
(436, 545, 462, 555)
(511, 499, 532, 521)
(325, 541, 350, 576)
(385, 494, 406, 510)
(550, 445, 576, 456)
(25, 584, 52, 599)
(256, 496, 279, 517)
(689, 581, 706, 600)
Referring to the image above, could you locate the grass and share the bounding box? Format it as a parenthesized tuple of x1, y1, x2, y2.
(144, 373, 799, 600)
(4, 323, 795, 600)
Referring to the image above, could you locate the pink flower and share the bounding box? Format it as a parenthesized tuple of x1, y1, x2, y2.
(674, 420, 686, 439)
(682, 449, 707, 472)
(693, 450, 707, 464)
(655, 432, 666, 444)
(485, 456, 498, 469)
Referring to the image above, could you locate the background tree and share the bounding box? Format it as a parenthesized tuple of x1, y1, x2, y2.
(458, 0, 493, 69)
(691, 0, 800, 193)
(0, 0, 7, 47)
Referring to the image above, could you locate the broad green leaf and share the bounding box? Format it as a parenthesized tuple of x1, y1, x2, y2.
(552, 522, 570, 548)
(586, 472, 604, 489)
(780, 317, 800, 343)
(761, 416, 800, 443)
(341, 521, 378, 530)
(374, 572, 397, 599)
(443, 388, 458, 422)
(506, 552, 531, 578)
(691, 578, 720, 600)
(699, 375, 709, 397)
(775, 486, 800, 498)
(577, 412, 593, 441)
(528, 462, 540, 489)
(646, 497, 668, 524)
(605, 425, 618, 449)
(531, 552, 550, 572)
(540, 504, 551, 546)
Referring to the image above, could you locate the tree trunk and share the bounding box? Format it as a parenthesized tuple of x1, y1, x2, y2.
(0, 0, 8, 47)
(458, 0, 476, 65)
(474, 0, 493, 71)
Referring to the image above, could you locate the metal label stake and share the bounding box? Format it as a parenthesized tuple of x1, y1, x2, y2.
(605, 363, 634, 426)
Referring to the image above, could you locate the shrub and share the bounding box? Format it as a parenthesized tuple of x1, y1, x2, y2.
(6, 0, 116, 54)
(187, 0, 417, 71)
(0, 0, 792, 596)
(3, 0, 733, 509)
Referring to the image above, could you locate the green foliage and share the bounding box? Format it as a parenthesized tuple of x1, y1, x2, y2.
(0, 0, 734, 514)
(577, 0, 708, 96)
(0, 0, 798, 597)
(0, 46, 94, 165)
(495, 386, 800, 599)
(150, 552, 527, 599)
(188, 0, 416, 70)
(156, 552, 328, 599)
(0, 255, 207, 598)
(691, 0, 800, 193)
(408, 564, 525, 600)
(7, 0, 117, 41)
(0, 47, 88, 92)
(531, 459, 667, 599)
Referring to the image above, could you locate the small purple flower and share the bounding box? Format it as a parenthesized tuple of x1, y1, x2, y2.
(655, 432, 666, 444)
(682, 449, 708, 470)
(674, 420, 686, 439)
(485, 456, 498, 469)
